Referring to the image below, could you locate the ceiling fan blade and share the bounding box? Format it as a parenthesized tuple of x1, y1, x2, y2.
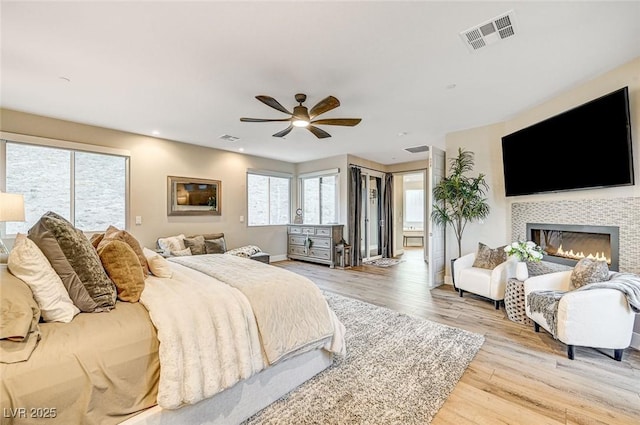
(240, 117, 292, 123)
(272, 125, 294, 138)
(311, 118, 362, 127)
(256, 95, 293, 115)
(309, 96, 340, 119)
(307, 125, 332, 139)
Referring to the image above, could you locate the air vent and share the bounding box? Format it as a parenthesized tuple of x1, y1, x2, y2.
(404, 145, 430, 154)
(460, 10, 517, 52)
(219, 134, 239, 142)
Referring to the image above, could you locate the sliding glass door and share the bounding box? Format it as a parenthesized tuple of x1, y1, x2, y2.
(360, 171, 383, 261)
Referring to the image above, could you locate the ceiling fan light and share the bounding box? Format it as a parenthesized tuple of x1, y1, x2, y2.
(292, 119, 309, 128)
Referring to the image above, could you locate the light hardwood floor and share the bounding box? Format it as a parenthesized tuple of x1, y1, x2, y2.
(274, 248, 640, 425)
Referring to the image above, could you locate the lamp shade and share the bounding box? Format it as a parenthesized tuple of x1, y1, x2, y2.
(0, 192, 25, 222)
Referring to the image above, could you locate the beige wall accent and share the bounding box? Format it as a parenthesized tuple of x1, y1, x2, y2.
(0, 109, 295, 255)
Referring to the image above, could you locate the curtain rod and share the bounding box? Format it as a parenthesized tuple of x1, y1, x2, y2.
(348, 163, 385, 173)
(349, 163, 427, 174)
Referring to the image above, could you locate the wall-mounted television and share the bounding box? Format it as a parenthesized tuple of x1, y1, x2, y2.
(501, 86, 634, 196)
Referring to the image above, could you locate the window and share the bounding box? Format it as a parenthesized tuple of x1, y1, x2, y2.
(247, 170, 291, 226)
(404, 189, 424, 223)
(300, 172, 339, 224)
(3, 140, 128, 234)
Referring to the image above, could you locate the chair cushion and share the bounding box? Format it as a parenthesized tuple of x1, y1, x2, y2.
(570, 258, 609, 289)
(472, 242, 506, 270)
(458, 267, 492, 298)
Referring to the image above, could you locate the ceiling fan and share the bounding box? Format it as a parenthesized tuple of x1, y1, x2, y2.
(240, 93, 362, 139)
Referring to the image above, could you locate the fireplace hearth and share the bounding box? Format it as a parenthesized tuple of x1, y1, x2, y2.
(526, 223, 619, 271)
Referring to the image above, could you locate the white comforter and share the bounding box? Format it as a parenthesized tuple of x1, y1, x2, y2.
(140, 258, 346, 410)
(140, 263, 266, 409)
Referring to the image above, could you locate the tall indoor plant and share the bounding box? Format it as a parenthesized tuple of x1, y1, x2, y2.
(431, 147, 490, 259)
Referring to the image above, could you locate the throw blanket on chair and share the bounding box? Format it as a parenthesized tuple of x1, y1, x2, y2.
(576, 272, 640, 312)
(527, 290, 565, 337)
(527, 272, 640, 338)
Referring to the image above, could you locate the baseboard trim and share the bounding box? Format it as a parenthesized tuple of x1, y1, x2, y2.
(270, 254, 288, 262)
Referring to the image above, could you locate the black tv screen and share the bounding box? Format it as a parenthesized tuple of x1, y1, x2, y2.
(501, 86, 634, 196)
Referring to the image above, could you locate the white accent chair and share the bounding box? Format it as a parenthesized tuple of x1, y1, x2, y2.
(524, 270, 635, 361)
(453, 253, 517, 309)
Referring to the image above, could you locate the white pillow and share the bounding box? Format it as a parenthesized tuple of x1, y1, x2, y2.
(7, 233, 80, 323)
(170, 247, 192, 257)
(157, 234, 186, 253)
(142, 247, 173, 278)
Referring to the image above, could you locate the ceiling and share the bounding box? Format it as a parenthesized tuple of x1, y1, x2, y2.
(2, 1, 639, 165)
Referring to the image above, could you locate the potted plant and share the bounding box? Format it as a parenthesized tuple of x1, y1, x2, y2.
(431, 148, 490, 287)
(504, 240, 544, 280)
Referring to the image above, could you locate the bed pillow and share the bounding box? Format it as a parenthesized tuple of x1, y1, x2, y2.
(570, 258, 609, 289)
(98, 240, 145, 302)
(28, 211, 116, 312)
(0, 267, 41, 364)
(89, 232, 105, 249)
(472, 242, 507, 270)
(8, 233, 80, 323)
(99, 225, 150, 276)
(157, 234, 186, 253)
(183, 235, 206, 255)
(170, 247, 192, 257)
(143, 247, 173, 278)
(204, 234, 226, 254)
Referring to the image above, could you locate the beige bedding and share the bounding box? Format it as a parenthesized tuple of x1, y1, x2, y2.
(168, 254, 342, 364)
(0, 301, 159, 425)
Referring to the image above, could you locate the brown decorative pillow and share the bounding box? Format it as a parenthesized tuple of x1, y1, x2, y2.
(28, 211, 116, 312)
(184, 235, 206, 255)
(89, 232, 105, 249)
(98, 240, 145, 302)
(570, 258, 609, 289)
(472, 242, 507, 270)
(98, 225, 150, 276)
(204, 236, 226, 254)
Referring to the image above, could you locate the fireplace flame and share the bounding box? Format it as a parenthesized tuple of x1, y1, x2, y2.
(556, 244, 611, 264)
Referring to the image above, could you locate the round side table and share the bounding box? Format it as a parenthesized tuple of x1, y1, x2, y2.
(505, 278, 533, 326)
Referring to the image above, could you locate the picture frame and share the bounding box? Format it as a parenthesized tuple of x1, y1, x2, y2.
(167, 176, 221, 216)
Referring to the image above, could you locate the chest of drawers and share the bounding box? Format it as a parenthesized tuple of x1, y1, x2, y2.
(287, 224, 344, 268)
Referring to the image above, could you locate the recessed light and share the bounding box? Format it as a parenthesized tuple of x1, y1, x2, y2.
(152, 130, 160, 136)
(238, 147, 245, 152)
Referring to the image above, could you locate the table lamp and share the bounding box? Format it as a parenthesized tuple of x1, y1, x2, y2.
(0, 192, 25, 263)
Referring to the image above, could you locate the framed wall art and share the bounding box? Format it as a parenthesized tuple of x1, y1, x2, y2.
(167, 176, 221, 216)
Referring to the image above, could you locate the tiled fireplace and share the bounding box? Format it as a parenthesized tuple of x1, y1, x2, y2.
(511, 197, 640, 276)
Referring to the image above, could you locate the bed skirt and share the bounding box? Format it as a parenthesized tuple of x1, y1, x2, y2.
(121, 348, 333, 425)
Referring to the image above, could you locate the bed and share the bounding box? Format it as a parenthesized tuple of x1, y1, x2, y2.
(0, 219, 345, 425)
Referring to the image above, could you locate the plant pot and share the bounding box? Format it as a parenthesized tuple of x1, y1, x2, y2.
(515, 262, 529, 281)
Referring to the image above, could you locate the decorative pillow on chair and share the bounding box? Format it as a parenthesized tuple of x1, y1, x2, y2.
(28, 211, 116, 312)
(8, 233, 80, 323)
(98, 225, 150, 276)
(98, 240, 145, 302)
(472, 242, 507, 270)
(570, 258, 609, 289)
(183, 235, 206, 255)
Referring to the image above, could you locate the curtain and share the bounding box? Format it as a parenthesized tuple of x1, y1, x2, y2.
(349, 166, 362, 266)
(382, 173, 394, 258)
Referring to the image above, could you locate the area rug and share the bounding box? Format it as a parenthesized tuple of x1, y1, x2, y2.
(363, 258, 404, 267)
(244, 292, 485, 424)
